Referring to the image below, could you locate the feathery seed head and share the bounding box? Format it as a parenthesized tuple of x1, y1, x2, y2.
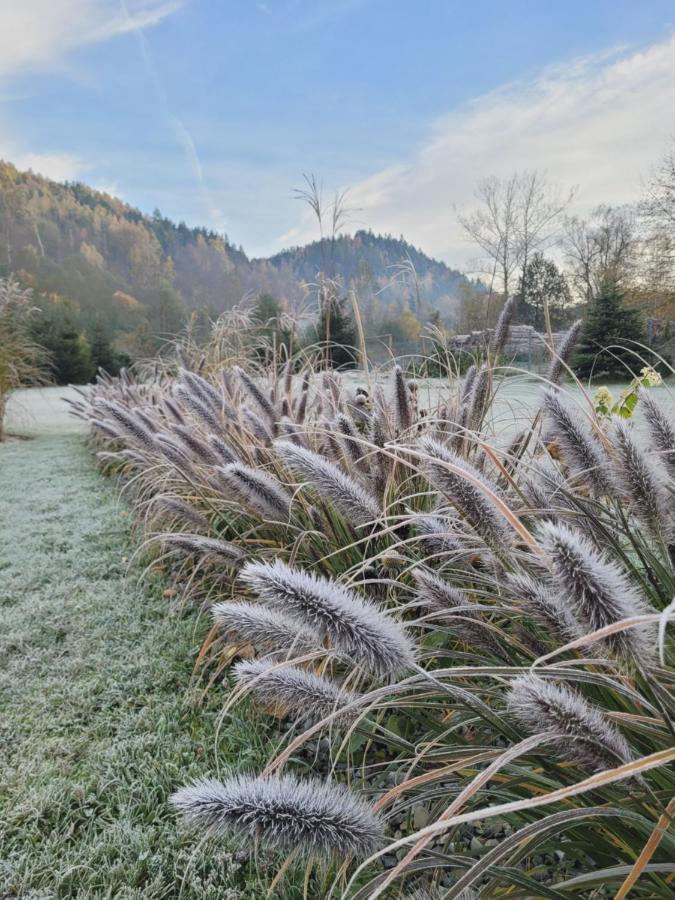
(612, 418, 670, 536)
(547, 320, 583, 386)
(211, 602, 321, 653)
(462, 364, 477, 401)
(234, 659, 358, 720)
(234, 366, 277, 427)
(490, 296, 515, 354)
(171, 772, 384, 860)
(173, 383, 221, 433)
(414, 569, 504, 658)
(219, 463, 292, 521)
(543, 391, 616, 496)
(95, 399, 155, 449)
(506, 572, 578, 640)
(207, 433, 238, 464)
(334, 413, 364, 466)
(172, 425, 222, 465)
(152, 533, 244, 563)
(415, 515, 467, 562)
(393, 365, 412, 432)
(240, 559, 415, 676)
(151, 495, 210, 531)
(468, 365, 490, 428)
(640, 390, 675, 477)
(538, 521, 656, 660)
(507, 675, 633, 772)
(420, 438, 512, 551)
(275, 440, 380, 527)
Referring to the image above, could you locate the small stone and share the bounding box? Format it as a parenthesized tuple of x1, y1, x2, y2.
(412, 804, 431, 830)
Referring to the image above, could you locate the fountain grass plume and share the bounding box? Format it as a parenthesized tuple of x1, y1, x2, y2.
(416, 515, 467, 561)
(507, 674, 633, 772)
(468, 365, 490, 428)
(275, 440, 380, 527)
(162, 397, 186, 425)
(490, 296, 516, 355)
(95, 399, 155, 450)
(462, 364, 477, 401)
(419, 437, 512, 551)
(413, 568, 506, 659)
(155, 433, 195, 468)
(151, 495, 210, 531)
(240, 559, 415, 676)
(242, 407, 274, 444)
(538, 521, 656, 661)
(211, 602, 321, 653)
(612, 418, 670, 537)
(507, 572, 578, 640)
(520, 458, 571, 518)
(295, 379, 310, 424)
(234, 659, 359, 720)
(174, 383, 222, 433)
(91, 418, 124, 441)
(234, 366, 277, 429)
(180, 369, 223, 411)
(207, 433, 237, 464)
(171, 425, 222, 465)
(640, 390, 675, 477)
(219, 463, 292, 521)
(150, 532, 244, 563)
(547, 320, 583, 386)
(543, 390, 616, 497)
(334, 413, 364, 466)
(171, 771, 384, 860)
(393, 365, 412, 432)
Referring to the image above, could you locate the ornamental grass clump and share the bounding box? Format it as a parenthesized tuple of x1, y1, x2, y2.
(81, 322, 675, 899)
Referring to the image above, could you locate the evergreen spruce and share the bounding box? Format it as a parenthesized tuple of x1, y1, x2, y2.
(574, 289, 645, 379)
(308, 293, 358, 369)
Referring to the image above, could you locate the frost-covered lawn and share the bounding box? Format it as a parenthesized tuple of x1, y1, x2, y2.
(0, 395, 277, 898)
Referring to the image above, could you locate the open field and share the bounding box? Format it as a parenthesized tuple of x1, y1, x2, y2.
(0, 392, 279, 898)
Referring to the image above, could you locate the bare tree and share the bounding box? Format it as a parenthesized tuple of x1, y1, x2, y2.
(640, 142, 675, 294)
(517, 171, 575, 284)
(457, 174, 520, 299)
(564, 205, 637, 301)
(458, 171, 573, 305)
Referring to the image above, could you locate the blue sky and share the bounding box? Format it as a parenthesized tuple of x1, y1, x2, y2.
(1, 0, 675, 268)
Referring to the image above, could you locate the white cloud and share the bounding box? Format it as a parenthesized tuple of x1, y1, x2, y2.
(3, 150, 84, 182)
(0, 0, 182, 79)
(0, 0, 182, 182)
(278, 33, 675, 269)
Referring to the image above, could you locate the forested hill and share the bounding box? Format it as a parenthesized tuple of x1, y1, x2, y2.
(0, 161, 470, 355)
(267, 231, 468, 308)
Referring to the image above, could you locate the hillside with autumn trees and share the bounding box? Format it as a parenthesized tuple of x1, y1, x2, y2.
(0, 161, 472, 370)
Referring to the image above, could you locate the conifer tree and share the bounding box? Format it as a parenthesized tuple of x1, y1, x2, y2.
(575, 289, 645, 379)
(309, 293, 357, 369)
